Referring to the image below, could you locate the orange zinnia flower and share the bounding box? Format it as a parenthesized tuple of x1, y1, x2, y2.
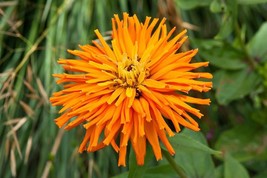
(50, 13, 212, 166)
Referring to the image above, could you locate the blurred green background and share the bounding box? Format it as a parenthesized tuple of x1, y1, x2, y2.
(1, 0, 267, 177)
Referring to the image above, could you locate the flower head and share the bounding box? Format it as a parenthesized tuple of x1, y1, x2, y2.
(50, 13, 212, 166)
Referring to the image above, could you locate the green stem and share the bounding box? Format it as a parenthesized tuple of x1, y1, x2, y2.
(162, 150, 188, 178)
(234, 22, 257, 69)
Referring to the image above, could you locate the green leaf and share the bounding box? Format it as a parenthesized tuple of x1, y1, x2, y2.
(237, 0, 267, 4)
(215, 123, 267, 162)
(215, 165, 224, 178)
(174, 148, 216, 178)
(113, 148, 176, 178)
(213, 68, 261, 105)
(247, 22, 267, 63)
(145, 164, 176, 178)
(111, 172, 128, 178)
(224, 153, 250, 178)
(174, 0, 212, 10)
(169, 129, 221, 155)
(215, 17, 233, 39)
(253, 170, 267, 178)
(192, 39, 247, 70)
(112, 165, 178, 178)
(210, 0, 226, 13)
(128, 145, 154, 178)
(169, 129, 217, 178)
(214, 0, 237, 39)
(252, 108, 267, 125)
(245, 160, 267, 177)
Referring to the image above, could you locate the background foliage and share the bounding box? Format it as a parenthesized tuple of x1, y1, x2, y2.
(1, 0, 267, 177)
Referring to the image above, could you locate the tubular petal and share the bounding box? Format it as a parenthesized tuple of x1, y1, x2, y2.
(118, 146, 127, 166)
(79, 129, 93, 152)
(103, 120, 121, 145)
(145, 120, 162, 160)
(107, 87, 124, 104)
(143, 79, 166, 89)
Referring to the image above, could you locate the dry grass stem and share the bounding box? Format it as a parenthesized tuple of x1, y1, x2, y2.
(7, 117, 27, 137)
(41, 128, 65, 178)
(24, 136, 33, 164)
(0, 1, 17, 7)
(10, 147, 16, 177)
(36, 78, 49, 104)
(19, 101, 34, 117)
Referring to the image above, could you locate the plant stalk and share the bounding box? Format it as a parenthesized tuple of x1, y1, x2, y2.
(162, 150, 188, 178)
(234, 22, 257, 69)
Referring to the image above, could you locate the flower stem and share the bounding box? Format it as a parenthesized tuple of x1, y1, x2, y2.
(162, 150, 188, 178)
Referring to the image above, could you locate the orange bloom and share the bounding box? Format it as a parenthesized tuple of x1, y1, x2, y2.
(50, 13, 212, 166)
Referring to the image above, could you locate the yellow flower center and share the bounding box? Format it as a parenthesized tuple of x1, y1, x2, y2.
(115, 53, 149, 89)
